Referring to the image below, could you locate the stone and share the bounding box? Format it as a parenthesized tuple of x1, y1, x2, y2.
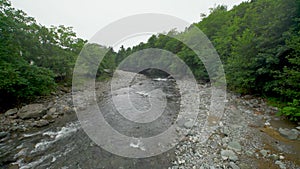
(221, 149, 238, 161)
(229, 162, 240, 169)
(0, 131, 9, 139)
(17, 104, 46, 119)
(228, 141, 242, 152)
(296, 126, 300, 130)
(8, 164, 19, 169)
(245, 151, 253, 156)
(48, 107, 57, 114)
(260, 149, 269, 157)
(279, 128, 299, 140)
(270, 154, 279, 160)
(184, 120, 194, 129)
(275, 160, 286, 169)
(33, 119, 49, 127)
(5, 108, 18, 116)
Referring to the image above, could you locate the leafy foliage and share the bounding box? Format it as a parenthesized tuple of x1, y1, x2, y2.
(113, 0, 300, 121)
(277, 99, 300, 121)
(0, 0, 86, 109)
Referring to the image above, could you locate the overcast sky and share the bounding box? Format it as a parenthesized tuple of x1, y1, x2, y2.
(11, 0, 245, 49)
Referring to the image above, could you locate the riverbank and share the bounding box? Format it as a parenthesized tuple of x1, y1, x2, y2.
(0, 70, 299, 169)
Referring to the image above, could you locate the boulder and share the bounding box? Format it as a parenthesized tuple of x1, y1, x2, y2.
(17, 104, 46, 119)
(279, 128, 299, 140)
(5, 108, 18, 116)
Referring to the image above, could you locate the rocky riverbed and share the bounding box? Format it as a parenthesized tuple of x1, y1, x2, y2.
(0, 70, 299, 169)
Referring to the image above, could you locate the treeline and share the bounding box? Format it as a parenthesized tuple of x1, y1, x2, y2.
(1, 0, 299, 120)
(114, 0, 300, 120)
(0, 0, 87, 109)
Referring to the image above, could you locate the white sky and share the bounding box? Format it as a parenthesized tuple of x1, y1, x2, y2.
(11, 0, 245, 49)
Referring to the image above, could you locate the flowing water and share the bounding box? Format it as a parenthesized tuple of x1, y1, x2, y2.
(0, 75, 180, 169)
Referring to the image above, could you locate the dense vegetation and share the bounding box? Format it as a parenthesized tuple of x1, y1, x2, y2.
(0, 0, 86, 110)
(0, 0, 299, 120)
(113, 0, 300, 121)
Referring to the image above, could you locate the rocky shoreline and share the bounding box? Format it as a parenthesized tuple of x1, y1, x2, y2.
(0, 71, 299, 169)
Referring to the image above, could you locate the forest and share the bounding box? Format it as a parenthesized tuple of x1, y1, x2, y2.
(0, 0, 299, 121)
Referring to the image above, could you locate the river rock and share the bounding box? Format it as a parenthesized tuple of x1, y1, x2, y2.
(228, 141, 242, 152)
(278, 128, 299, 140)
(0, 131, 9, 139)
(275, 160, 286, 169)
(17, 104, 46, 119)
(33, 119, 49, 127)
(259, 149, 269, 157)
(48, 107, 57, 114)
(184, 120, 194, 129)
(229, 162, 240, 169)
(221, 149, 238, 161)
(5, 108, 18, 116)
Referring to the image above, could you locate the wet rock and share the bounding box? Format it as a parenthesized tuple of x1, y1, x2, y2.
(5, 108, 18, 116)
(278, 128, 299, 140)
(17, 104, 46, 119)
(221, 149, 238, 161)
(228, 141, 242, 152)
(0, 131, 9, 139)
(229, 162, 240, 169)
(295, 126, 300, 130)
(33, 119, 49, 127)
(275, 160, 286, 169)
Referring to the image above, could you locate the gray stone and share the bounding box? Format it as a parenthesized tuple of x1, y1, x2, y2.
(245, 151, 254, 156)
(221, 149, 238, 161)
(279, 128, 299, 140)
(296, 126, 300, 130)
(5, 108, 18, 116)
(17, 104, 46, 119)
(0, 131, 9, 139)
(184, 120, 194, 129)
(259, 149, 269, 157)
(229, 162, 240, 169)
(275, 160, 286, 169)
(33, 119, 49, 127)
(48, 107, 57, 114)
(228, 141, 242, 152)
(269, 154, 279, 160)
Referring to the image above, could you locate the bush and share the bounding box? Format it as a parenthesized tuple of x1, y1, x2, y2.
(277, 99, 300, 122)
(0, 60, 56, 101)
